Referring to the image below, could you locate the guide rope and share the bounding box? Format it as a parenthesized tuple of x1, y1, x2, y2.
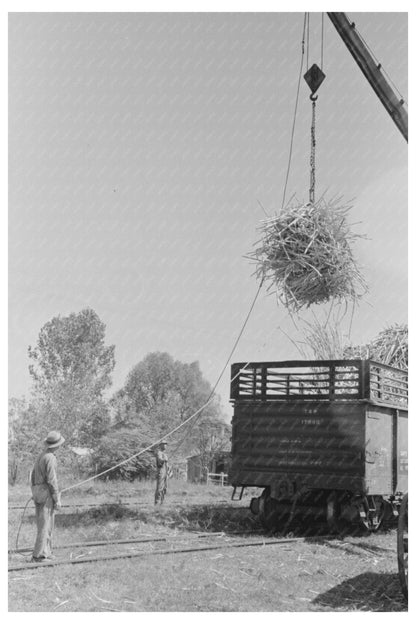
(14, 497, 32, 554)
(59, 279, 263, 491)
(14, 278, 264, 551)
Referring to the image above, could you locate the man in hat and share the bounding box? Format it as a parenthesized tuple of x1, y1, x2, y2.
(154, 441, 169, 505)
(30, 431, 65, 562)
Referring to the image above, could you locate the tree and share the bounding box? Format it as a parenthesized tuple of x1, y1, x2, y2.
(115, 352, 225, 452)
(28, 308, 115, 446)
(93, 426, 155, 481)
(8, 398, 42, 484)
(29, 308, 115, 394)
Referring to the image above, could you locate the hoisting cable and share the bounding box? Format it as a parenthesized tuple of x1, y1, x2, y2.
(281, 13, 307, 211)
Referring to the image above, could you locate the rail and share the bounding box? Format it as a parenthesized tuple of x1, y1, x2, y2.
(230, 359, 407, 408)
(8, 534, 322, 572)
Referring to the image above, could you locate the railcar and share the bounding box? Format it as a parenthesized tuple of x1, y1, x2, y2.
(229, 359, 408, 532)
(397, 491, 408, 599)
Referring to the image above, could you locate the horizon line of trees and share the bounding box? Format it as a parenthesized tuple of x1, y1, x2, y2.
(9, 307, 230, 485)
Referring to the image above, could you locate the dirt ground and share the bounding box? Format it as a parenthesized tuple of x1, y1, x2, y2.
(8, 480, 407, 612)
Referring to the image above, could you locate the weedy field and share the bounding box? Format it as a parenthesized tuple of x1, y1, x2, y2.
(8, 479, 407, 612)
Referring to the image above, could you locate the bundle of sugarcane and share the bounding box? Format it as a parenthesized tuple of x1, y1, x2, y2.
(345, 323, 408, 370)
(299, 318, 348, 360)
(248, 197, 367, 311)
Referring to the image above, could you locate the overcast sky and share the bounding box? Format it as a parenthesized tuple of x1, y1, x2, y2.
(8, 11, 408, 417)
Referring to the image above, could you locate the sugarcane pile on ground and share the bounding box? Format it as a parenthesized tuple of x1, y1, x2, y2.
(249, 197, 367, 311)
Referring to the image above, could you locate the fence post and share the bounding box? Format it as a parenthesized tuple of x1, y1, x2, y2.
(378, 367, 384, 400)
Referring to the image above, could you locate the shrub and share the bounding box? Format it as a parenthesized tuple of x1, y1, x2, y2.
(93, 427, 155, 481)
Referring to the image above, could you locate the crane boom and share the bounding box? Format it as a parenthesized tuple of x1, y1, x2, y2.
(327, 12, 408, 142)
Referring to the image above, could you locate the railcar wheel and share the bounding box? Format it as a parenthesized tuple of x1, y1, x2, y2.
(397, 493, 408, 600)
(326, 492, 349, 535)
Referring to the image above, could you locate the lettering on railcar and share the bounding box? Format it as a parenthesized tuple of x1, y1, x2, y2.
(300, 418, 323, 425)
(279, 438, 303, 444)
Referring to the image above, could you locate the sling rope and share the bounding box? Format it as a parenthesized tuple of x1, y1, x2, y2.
(309, 97, 317, 204)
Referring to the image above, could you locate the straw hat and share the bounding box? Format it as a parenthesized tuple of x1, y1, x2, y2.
(44, 431, 65, 449)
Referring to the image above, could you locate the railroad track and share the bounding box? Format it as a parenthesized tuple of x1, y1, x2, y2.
(9, 530, 257, 554)
(8, 501, 156, 511)
(8, 500, 233, 511)
(9, 532, 322, 573)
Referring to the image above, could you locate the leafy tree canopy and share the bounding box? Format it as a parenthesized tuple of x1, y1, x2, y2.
(110, 352, 226, 456)
(28, 308, 115, 396)
(27, 308, 115, 446)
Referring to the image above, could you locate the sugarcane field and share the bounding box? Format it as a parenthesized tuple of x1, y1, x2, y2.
(8, 10, 408, 615)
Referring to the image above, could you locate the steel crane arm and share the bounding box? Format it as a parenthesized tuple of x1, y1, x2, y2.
(327, 12, 408, 142)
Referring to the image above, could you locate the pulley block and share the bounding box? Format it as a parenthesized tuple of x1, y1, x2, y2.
(304, 63, 326, 98)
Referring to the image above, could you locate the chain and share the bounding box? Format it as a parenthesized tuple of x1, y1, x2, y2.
(309, 98, 316, 204)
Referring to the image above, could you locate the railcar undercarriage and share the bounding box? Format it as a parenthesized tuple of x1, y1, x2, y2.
(246, 487, 402, 533)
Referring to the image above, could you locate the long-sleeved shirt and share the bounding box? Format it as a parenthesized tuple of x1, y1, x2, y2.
(31, 450, 60, 504)
(155, 450, 168, 474)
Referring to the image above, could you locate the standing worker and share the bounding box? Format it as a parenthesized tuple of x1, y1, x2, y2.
(154, 441, 169, 505)
(30, 431, 65, 562)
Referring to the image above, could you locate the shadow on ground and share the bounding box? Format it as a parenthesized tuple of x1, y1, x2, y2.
(312, 572, 407, 611)
(23, 503, 396, 540)
(21, 503, 257, 533)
